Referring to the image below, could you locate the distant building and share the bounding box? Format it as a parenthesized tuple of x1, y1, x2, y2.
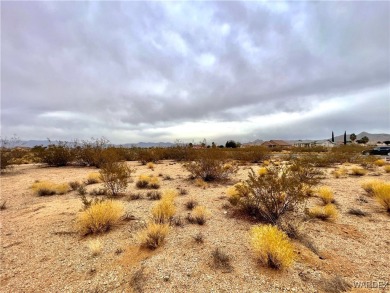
(294, 140, 335, 148)
(261, 140, 291, 148)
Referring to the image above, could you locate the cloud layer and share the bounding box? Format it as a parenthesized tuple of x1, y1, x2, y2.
(2, 1, 389, 143)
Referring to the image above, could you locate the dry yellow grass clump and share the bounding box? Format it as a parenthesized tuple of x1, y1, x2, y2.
(31, 181, 70, 196)
(76, 200, 124, 235)
(86, 172, 102, 184)
(332, 168, 348, 178)
(146, 162, 155, 169)
(187, 205, 210, 225)
(361, 179, 384, 196)
(350, 167, 367, 176)
(194, 178, 208, 189)
(226, 184, 241, 205)
(249, 225, 295, 270)
(316, 186, 335, 204)
(372, 182, 390, 212)
(136, 174, 160, 189)
(257, 167, 268, 176)
(308, 204, 338, 221)
(384, 165, 390, 173)
(262, 160, 270, 166)
(139, 222, 169, 249)
(151, 190, 177, 223)
(373, 159, 386, 167)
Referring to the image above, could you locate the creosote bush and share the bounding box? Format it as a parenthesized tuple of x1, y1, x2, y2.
(230, 162, 320, 223)
(308, 204, 338, 221)
(139, 222, 169, 249)
(316, 186, 335, 204)
(99, 161, 132, 196)
(249, 224, 295, 270)
(184, 150, 238, 181)
(76, 200, 124, 235)
(31, 181, 70, 196)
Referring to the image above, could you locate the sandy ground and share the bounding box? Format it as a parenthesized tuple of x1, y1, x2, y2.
(0, 161, 389, 293)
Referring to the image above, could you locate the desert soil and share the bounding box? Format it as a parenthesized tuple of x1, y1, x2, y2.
(0, 160, 389, 293)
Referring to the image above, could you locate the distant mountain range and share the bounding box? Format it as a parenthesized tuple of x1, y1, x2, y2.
(8, 132, 390, 148)
(12, 140, 175, 148)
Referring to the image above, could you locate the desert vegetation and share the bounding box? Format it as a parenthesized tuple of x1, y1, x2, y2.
(1, 142, 389, 292)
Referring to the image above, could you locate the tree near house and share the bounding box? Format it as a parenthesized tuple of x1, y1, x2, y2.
(356, 136, 369, 144)
(344, 131, 347, 145)
(350, 133, 357, 142)
(331, 131, 334, 143)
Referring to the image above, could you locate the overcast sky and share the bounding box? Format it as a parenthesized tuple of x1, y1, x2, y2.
(1, 1, 389, 144)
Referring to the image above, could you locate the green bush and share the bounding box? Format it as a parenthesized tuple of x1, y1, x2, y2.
(231, 162, 320, 223)
(40, 141, 74, 166)
(100, 160, 132, 196)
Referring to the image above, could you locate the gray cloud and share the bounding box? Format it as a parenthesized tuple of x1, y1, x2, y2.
(1, 1, 389, 143)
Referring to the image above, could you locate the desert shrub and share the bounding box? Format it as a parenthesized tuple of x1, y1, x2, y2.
(40, 141, 74, 167)
(184, 149, 238, 181)
(308, 204, 338, 221)
(373, 159, 386, 167)
(136, 175, 149, 188)
(146, 191, 161, 200)
(88, 239, 103, 256)
(316, 186, 335, 204)
(211, 248, 232, 271)
(127, 192, 143, 200)
(139, 222, 169, 249)
(350, 167, 367, 176)
(361, 179, 383, 195)
(228, 146, 270, 163)
(100, 161, 132, 196)
(332, 168, 348, 178)
(384, 165, 390, 173)
(76, 200, 124, 235)
(185, 198, 198, 210)
(31, 181, 70, 196)
(75, 137, 115, 167)
(149, 177, 160, 189)
(249, 225, 295, 270)
(146, 162, 155, 169)
(151, 190, 177, 223)
(372, 182, 390, 212)
(135, 174, 160, 189)
(231, 162, 320, 223)
(187, 205, 209, 225)
(86, 172, 102, 185)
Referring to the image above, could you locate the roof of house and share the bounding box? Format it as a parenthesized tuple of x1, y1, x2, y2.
(262, 140, 291, 146)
